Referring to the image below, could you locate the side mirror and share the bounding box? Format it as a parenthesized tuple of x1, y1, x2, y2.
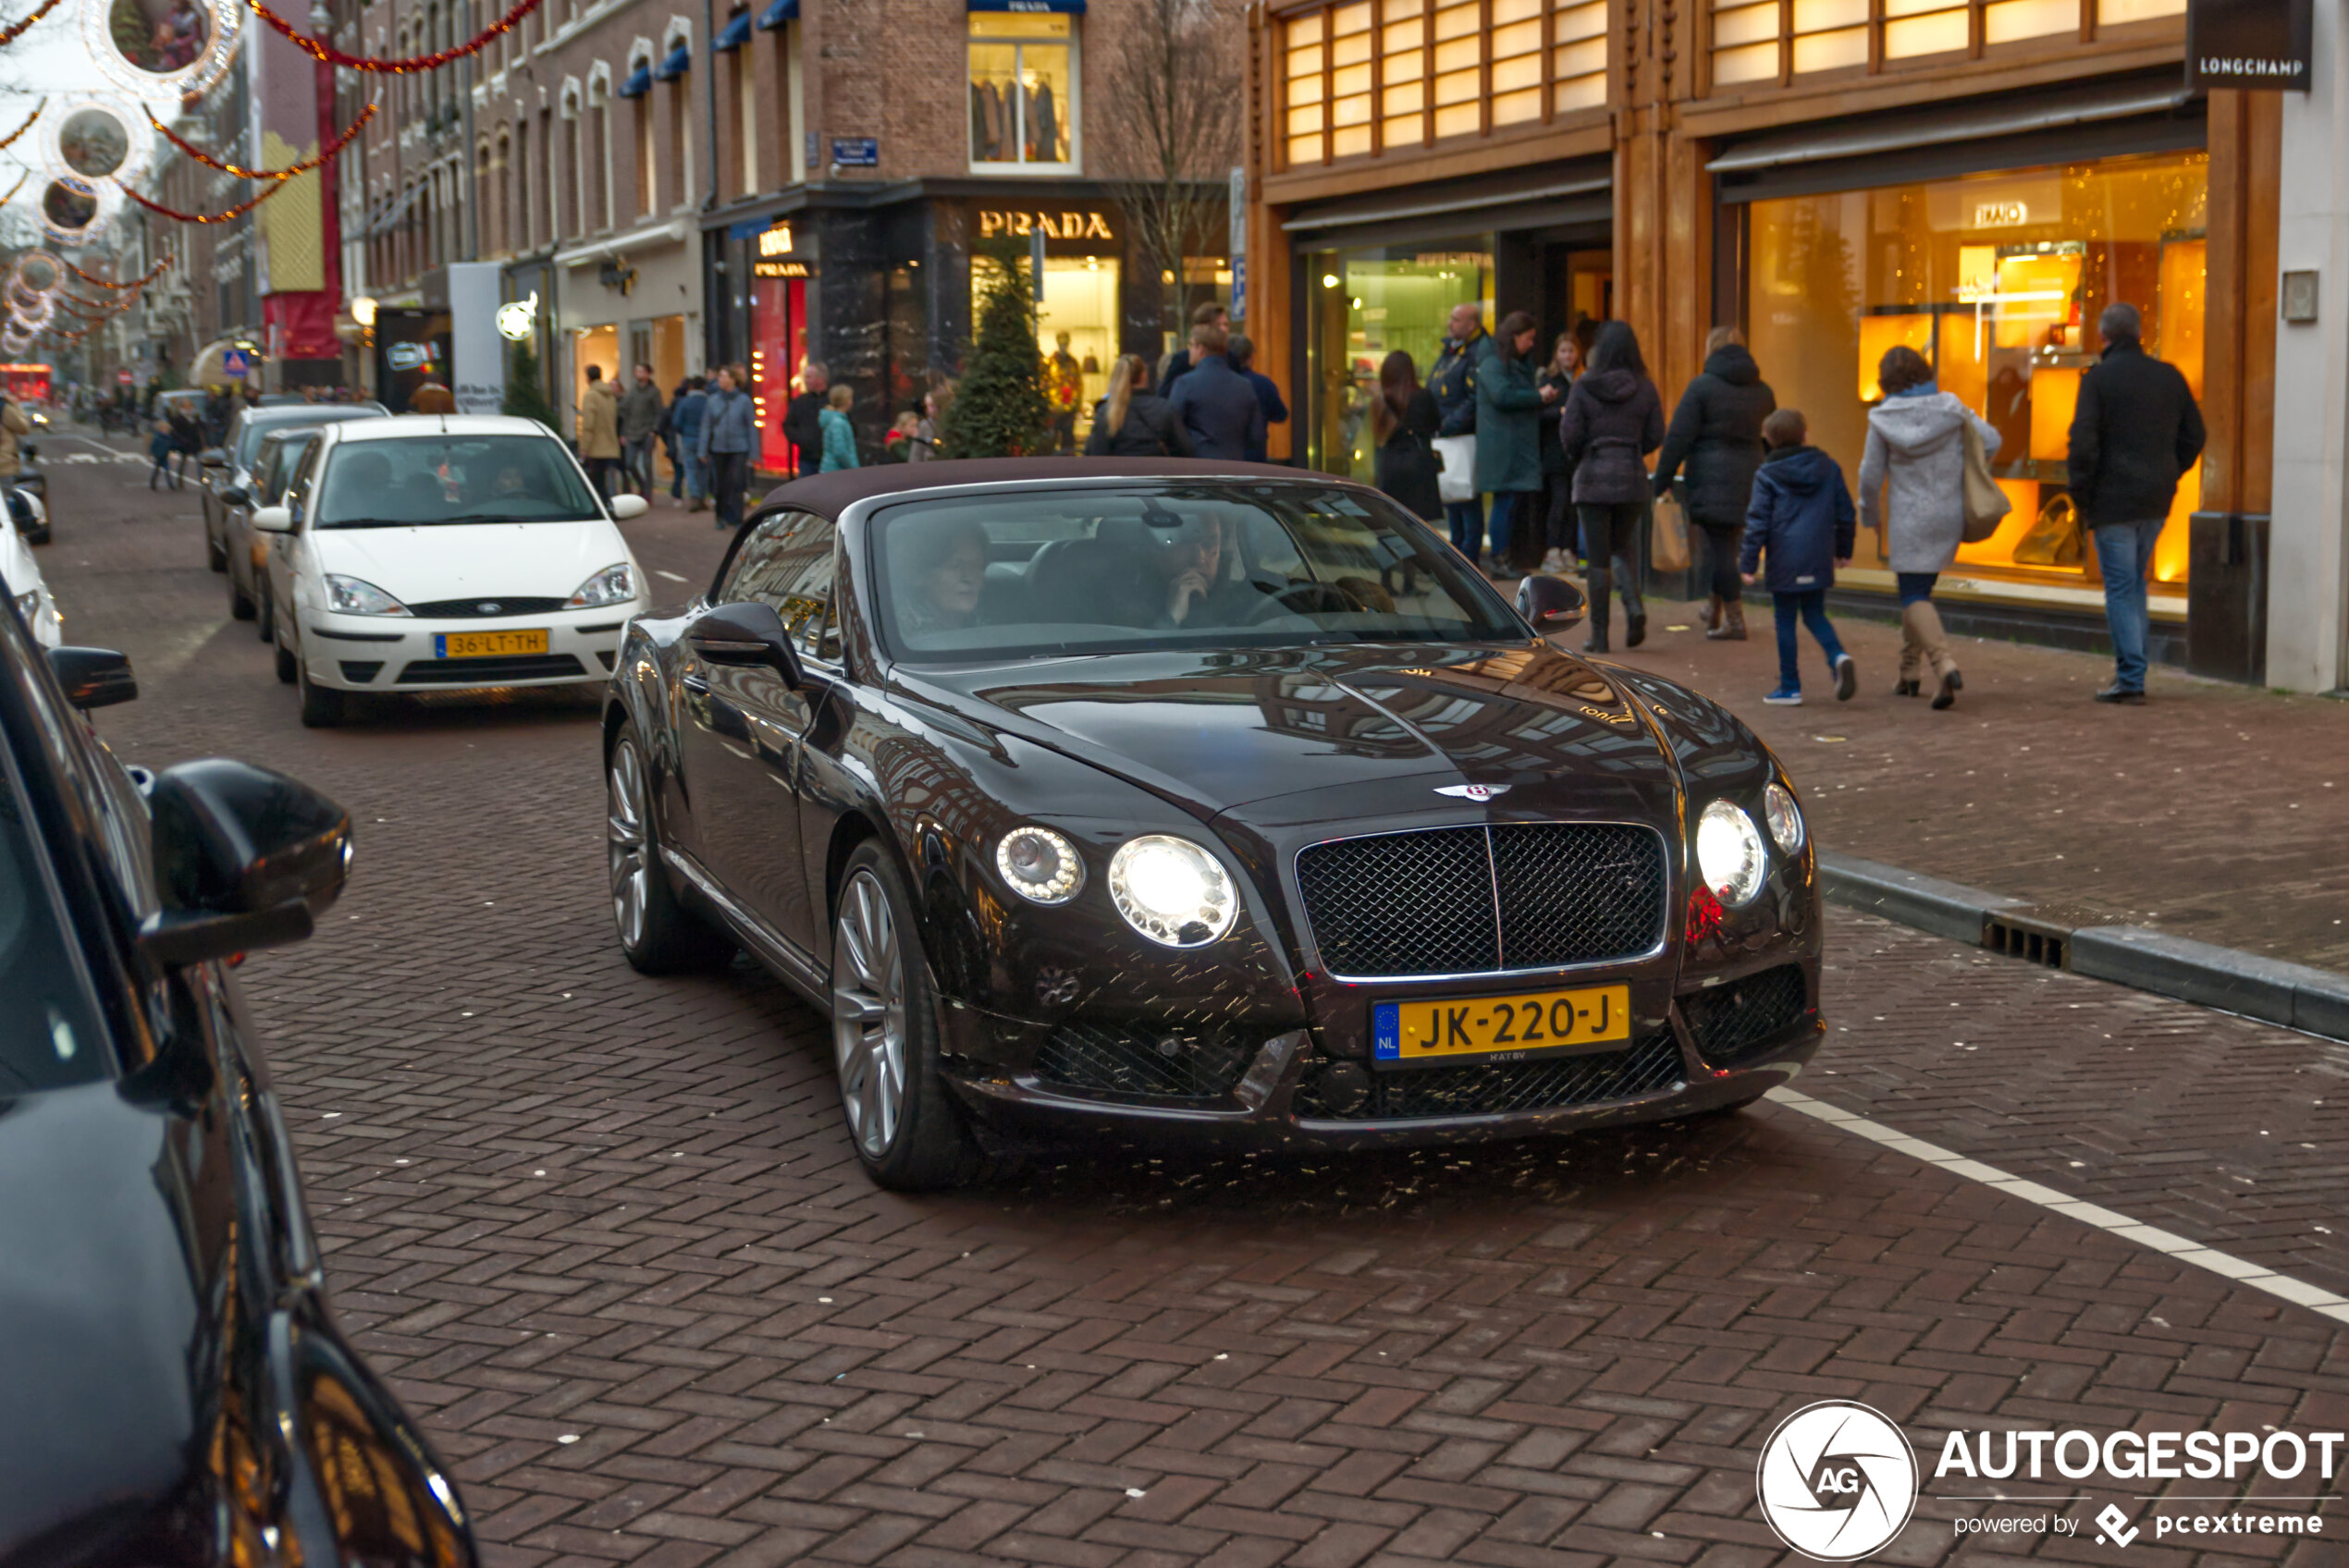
(609, 494, 650, 521)
(137, 759, 351, 969)
(17, 443, 34, 463)
(221, 485, 251, 509)
(47, 646, 138, 710)
(250, 505, 294, 533)
(200, 447, 227, 468)
(686, 600, 803, 686)
(1519, 574, 1587, 635)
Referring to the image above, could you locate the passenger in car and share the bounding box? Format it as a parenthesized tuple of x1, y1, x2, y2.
(900, 519, 990, 638)
(1141, 514, 1254, 629)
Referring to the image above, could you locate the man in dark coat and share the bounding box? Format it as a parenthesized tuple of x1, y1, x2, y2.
(1159, 300, 1229, 400)
(1168, 325, 1264, 462)
(781, 360, 829, 477)
(1653, 328, 1776, 640)
(1427, 302, 1492, 564)
(1228, 335, 1288, 463)
(2065, 302, 2205, 704)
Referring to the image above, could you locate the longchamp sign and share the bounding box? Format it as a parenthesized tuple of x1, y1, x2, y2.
(2185, 0, 2312, 90)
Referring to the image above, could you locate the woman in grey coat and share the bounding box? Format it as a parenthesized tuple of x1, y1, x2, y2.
(1856, 345, 1999, 708)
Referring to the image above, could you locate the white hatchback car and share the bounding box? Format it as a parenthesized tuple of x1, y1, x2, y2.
(256, 415, 651, 727)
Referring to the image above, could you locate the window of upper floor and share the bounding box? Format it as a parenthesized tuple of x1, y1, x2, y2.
(970, 11, 1076, 173)
(1707, 0, 2182, 92)
(1279, 0, 1607, 172)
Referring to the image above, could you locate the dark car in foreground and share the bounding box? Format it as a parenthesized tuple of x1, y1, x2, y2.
(0, 601, 476, 1565)
(603, 459, 1823, 1190)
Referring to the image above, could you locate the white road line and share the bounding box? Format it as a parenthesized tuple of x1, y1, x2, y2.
(1766, 1086, 2349, 1325)
(655, 569, 688, 582)
(56, 434, 143, 462)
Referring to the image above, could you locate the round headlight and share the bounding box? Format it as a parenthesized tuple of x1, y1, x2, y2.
(997, 826, 1083, 905)
(1107, 834, 1236, 948)
(1695, 799, 1768, 907)
(1762, 782, 1803, 855)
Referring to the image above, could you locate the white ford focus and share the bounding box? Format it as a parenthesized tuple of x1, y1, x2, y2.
(256, 415, 651, 727)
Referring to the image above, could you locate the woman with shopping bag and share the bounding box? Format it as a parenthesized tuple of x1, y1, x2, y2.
(1653, 325, 1777, 641)
(1558, 322, 1666, 654)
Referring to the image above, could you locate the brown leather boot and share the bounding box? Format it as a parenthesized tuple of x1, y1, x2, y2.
(1701, 594, 1723, 631)
(1707, 599, 1747, 641)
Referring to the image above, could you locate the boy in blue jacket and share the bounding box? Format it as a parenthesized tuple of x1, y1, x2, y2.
(1740, 408, 1857, 705)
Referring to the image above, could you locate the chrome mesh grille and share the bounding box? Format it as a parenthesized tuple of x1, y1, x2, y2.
(1295, 823, 1667, 978)
(1292, 1031, 1683, 1120)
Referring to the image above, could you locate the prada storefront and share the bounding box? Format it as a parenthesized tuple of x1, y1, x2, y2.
(703, 186, 1224, 473)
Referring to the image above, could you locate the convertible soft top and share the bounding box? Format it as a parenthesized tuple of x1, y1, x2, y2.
(755, 457, 1345, 521)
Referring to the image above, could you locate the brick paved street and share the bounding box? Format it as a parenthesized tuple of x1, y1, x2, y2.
(33, 433, 2349, 1565)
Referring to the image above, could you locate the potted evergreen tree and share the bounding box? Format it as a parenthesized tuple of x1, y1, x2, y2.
(502, 336, 561, 433)
(941, 239, 1053, 459)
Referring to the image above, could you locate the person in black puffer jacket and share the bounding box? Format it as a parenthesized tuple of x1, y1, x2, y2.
(1085, 354, 1193, 458)
(1654, 326, 1776, 642)
(1558, 322, 1666, 655)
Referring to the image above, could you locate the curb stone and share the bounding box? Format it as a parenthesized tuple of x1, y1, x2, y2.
(1818, 851, 2349, 1044)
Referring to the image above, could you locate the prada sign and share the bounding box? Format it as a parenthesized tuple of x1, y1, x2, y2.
(750, 220, 818, 278)
(978, 208, 1114, 241)
(2186, 0, 2311, 89)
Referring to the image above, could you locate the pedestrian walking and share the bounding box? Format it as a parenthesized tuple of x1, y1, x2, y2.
(1160, 301, 1229, 400)
(1476, 312, 1555, 576)
(1557, 321, 1665, 654)
(146, 410, 175, 489)
(670, 375, 708, 510)
(1740, 408, 1857, 706)
(1168, 325, 1264, 461)
(2065, 301, 2206, 704)
(783, 361, 828, 476)
(1856, 344, 2000, 709)
(1368, 350, 1441, 523)
(577, 364, 622, 498)
(618, 362, 665, 499)
(1085, 355, 1192, 456)
(910, 386, 950, 462)
(1653, 325, 1777, 642)
(697, 366, 757, 532)
(1535, 332, 1580, 573)
(1429, 302, 1493, 566)
(1227, 335, 1288, 464)
(818, 384, 859, 472)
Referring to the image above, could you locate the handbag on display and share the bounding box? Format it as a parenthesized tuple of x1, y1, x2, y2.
(1433, 434, 1476, 504)
(1961, 421, 2011, 544)
(1650, 488, 1691, 573)
(2011, 493, 2085, 567)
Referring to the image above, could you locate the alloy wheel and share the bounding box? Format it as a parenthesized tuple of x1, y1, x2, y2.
(606, 736, 652, 951)
(831, 870, 907, 1159)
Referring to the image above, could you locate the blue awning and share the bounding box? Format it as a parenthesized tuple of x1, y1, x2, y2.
(712, 9, 751, 50)
(656, 42, 691, 79)
(618, 63, 651, 97)
(756, 0, 795, 29)
(967, 0, 1084, 10)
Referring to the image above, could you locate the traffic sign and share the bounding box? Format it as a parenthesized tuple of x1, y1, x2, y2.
(221, 349, 251, 379)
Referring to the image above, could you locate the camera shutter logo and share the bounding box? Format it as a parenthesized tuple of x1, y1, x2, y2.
(1756, 1400, 1918, 1561)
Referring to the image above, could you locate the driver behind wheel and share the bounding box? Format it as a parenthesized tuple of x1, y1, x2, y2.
(901, 517, 990, 638)
(1144, 513, 1253, 628)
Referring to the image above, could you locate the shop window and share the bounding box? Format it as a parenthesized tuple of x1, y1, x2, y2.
(1791, 0, 1867, 72)
(1746, 151, 2208, 598)
(1302, 245, 1495, 483)
(1984, 0, 2079, 40)
(1881, 0, 1969, 59)
(969, 13, 1076, 171)
(635, 95, 656, 217)
(970, 253, 1119, 452)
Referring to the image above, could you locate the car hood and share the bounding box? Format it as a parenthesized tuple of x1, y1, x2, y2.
(893, 642, 1682, 821)
(313, 520, 625, 602)
(0, 1083, 207, 1558)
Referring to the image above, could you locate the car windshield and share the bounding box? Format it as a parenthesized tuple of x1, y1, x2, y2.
(0, 740, 109, 1094)
(314, 435, 603, 528)
(235, 407, 380, 470)
(870, 483, 1523, 662)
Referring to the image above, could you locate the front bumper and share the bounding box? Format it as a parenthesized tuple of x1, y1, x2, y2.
(302, 605, 645, 691)
(939, 958, 1822, 1152)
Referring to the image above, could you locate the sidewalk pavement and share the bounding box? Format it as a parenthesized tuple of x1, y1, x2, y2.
(1595, 594, 2349, 978)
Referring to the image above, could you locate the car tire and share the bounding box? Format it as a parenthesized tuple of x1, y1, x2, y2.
(205, 519, 226, 572)
(295, 646, 344, 728)
(830, 843, 987, 1192)
(606, 724, 732, 974)
(228, 568, 255, 621)
(275, 641, 297, 684)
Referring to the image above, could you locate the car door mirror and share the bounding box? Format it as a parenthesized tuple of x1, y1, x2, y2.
(137, 759, 352, 968)
(47, 646, 138, 710)
(686, 600, 803, 686)
(17, 443, 34, 463)
(200, 447, 227, 468)
(222, 485, 251, 509)
(1519, 574, 1587, 635)
(609, 494, 649, 521)
(251, 505, 294, 533)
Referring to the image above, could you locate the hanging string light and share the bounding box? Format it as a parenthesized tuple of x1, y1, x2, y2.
(66, 252, 172, 289)
(238, 0, 545, 71)
(146, 101, 373, 179)
(0, 102, 41, 152)
(0, 169, 29, 208)
(0, 0, 62, 50)
(118, 178, 292, 224)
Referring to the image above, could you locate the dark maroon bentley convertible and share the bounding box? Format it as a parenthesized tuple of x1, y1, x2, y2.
(602, 459, 1821, 1189)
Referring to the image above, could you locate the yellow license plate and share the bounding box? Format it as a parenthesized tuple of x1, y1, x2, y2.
(435, 628, 548, 658)
(1372, 984, 1631, 1067)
